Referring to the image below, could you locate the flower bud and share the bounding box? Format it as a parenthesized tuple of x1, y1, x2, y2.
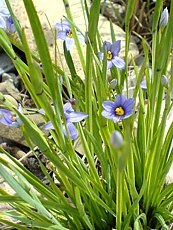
(110, 79, 117, 89)
(69, 98, 76, 105)
(159, 7, 169, 29)
(110, 130, 123, 149)
(161, 75, 169, 88)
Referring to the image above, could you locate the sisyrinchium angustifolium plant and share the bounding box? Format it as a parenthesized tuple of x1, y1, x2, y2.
(0, 0, 173, 229)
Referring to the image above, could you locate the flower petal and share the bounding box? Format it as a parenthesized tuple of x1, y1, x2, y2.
(112, 57, 125, 70)
(55, 20, 70, 30)
(102, 101, 115, 112)
(102, 110, 115, 120)
(77, 33, 85, 44)
(0, 109, 14, 125)
(63, 122, 78, 140)
(111, 40, 121, 56)
(66, 112, 88, 123)
(0, 7, 10, 16)
(65, 37, 75, 51)
(57, 30, 67, 40)
(102, 41, 111, 51)
(6, 17, 15, 33)
(124, 98, 135, 113)
(107, 60, 113, 70)
(140, 79, 147, 89)
(44, 121, 54, 130)
(0, 15, 6, 29)
(38, 108, 45, 115)
(64, 103, 73, 113)
(113, 116, 121, 123)
(98, 52, 103, 61)
(114, 94, 127, 107)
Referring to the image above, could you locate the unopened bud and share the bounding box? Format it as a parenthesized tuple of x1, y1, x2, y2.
(69, 98, 76, 105)
(110, 130, 123, 149)
(159, 7, 169, 29)
(161, 75, 169, 88)
(110, 79, 117, 89)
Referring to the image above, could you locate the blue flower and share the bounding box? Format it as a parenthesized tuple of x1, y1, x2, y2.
(55, 20, 84, 51)
(0, 104, 22, 128)
(43, 103, 88, 140)
(98, 40, 125, 70)
(102, 95, 135, 122)
(0, 6, 16, 33)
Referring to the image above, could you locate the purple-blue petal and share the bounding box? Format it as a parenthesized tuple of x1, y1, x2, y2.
(6, 17, 15, 33)
(123, 98, 135, 113)
(66, 112, 88, 123)
(63, 122, 78, 140)
(102, 110, 115, 120)
(55, 20, 70, 30)
(102, 41, 111, 51)
(107, 60, 113, 70)
(0, 109, 14, 125)
(102, 101, 115, 112)
(113, 116, 121, 123)
(98, 52, 103, 61)
(77, 33, 85, 43)
(44, 121, 54, 130)
(114, 95, 127, 107)
(140, 79, 147, 89)
(64, 103, 73, 113)
(111, 40, 121, 56)
(112, 57, 125, 70)
(0, 7, 10, 16)
(38, 108, 45, 115)
(0, 15, 6, 29)
(65, 37, 75, 51)
(57, 30, 67, 40)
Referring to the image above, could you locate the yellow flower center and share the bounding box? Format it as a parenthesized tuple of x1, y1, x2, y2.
(107, 51, 112, 60)
(12, 115, 17, 121)
(67, 30, 73, 38)
(115, 107, 125, 116)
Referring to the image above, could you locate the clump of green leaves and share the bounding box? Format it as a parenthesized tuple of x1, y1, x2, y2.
(0, 0, 173, 229)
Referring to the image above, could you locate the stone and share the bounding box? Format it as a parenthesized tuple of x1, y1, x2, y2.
(100, 0, 125, 26)
(0, 113, 46, 147)
(0, 80, 21, 101)
(0, 52, 16, 79)
(4, 94, 18, 108)
(10, 0, 139, 79)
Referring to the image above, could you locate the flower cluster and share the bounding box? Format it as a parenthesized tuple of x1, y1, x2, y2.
(55, 20, 84, 51)
(41, 95, 134, 140)
(55, 20, 125, 71)
(40, 103, 88, 140)
(0, 3, 16, 33)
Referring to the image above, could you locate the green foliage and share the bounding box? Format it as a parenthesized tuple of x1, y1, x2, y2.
(0, 0, 173, 229)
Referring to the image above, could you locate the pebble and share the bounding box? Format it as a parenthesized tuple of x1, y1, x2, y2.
(0, 52, 16, 80)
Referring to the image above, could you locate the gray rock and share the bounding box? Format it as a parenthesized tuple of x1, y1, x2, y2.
(0, 113, 46, 147)
(0, 80, 21, 101)
(0, 52, 15, 79)
(10, 0, 138, 79)
(100, 0, 125, 26)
